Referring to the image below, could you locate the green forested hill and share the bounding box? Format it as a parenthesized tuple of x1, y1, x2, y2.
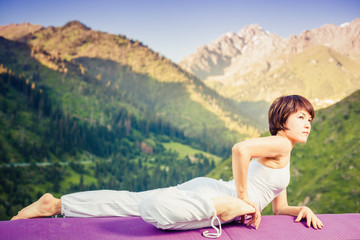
(207, 90, 360, 214)
(0, 21, 262, 154)
(288, 90, 359, 214)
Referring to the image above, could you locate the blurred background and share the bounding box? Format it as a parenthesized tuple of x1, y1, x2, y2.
(0, 0, 359, 219)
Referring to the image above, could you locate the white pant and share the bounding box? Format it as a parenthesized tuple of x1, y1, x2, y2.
(61, 177, 237, 230)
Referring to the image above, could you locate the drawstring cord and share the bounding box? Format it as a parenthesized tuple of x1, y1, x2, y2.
(202, 215, 222, 238)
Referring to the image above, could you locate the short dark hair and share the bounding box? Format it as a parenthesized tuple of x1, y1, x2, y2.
(268, 95, 315, 136)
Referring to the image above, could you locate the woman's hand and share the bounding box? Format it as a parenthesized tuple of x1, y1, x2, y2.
(241, 197, 261, 229)
(295, 206, 324, 229)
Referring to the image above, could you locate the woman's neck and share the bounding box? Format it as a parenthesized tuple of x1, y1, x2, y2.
(276, 131, 296, 148)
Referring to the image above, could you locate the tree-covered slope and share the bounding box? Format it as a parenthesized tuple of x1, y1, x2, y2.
(207, 90, 360, 214)
(0, 69, 218, 220)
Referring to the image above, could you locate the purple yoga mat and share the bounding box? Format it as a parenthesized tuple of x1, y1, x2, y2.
(0, 214, 359, 240)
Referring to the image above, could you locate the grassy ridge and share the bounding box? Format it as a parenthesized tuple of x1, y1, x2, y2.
(28, 21, 261, 138)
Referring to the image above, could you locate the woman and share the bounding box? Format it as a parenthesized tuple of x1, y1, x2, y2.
(11, 95, 323, 238)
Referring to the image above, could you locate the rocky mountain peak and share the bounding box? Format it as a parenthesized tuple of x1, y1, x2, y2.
(63, 20, 91, 31)
(208, 32, 244, 57)
(238, 24, 269, 41)
(287, 18, 360, 58)
(0, 22, 43, 41)
(179, 23, 280, 79)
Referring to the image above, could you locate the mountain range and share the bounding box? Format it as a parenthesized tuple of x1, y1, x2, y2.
(0, 21, 263, 156)
(179, 18, 360, 107)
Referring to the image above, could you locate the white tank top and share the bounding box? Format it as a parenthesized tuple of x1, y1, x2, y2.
(245, 159, 290, 212)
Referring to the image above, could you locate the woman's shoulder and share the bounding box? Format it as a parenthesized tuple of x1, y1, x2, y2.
(235, 135, 292, 158)
(266, 135, 292, 145)
(244, 135, 291, 147)
(263, 135, 293, 152)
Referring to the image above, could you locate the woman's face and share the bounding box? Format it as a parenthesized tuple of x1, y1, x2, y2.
(283, 109, 312, 145)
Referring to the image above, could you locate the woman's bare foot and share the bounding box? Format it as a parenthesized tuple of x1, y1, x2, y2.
(212, 196, 255, 222)
(11, 193, 61, 220)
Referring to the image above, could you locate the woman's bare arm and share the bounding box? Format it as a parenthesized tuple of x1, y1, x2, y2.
(231, 136, 292, 229)
(272, 190, 324, 229)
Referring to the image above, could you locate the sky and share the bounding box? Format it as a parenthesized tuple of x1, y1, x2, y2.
(0, 0, 359, 63)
